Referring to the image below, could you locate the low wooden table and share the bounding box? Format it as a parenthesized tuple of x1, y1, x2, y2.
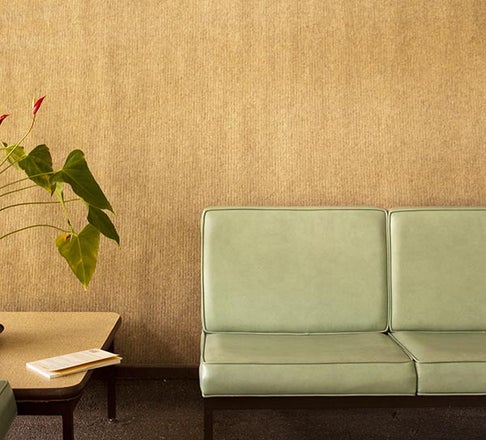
(0, 312, 121, 440)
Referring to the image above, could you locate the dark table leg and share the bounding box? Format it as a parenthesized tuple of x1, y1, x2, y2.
(106, 366, 117, 421)
(17, 396, 80, 440)
(106, 341, 117, 421)
(61, 403, 75, 440)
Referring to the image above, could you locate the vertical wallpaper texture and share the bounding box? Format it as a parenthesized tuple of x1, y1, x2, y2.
(0, 1, 485, 364)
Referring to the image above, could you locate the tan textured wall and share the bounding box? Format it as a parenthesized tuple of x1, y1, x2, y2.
(0, 1, 485, 364)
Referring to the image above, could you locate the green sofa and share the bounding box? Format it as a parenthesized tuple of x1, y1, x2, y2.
(200, 207, 486, 439)
(0, 380, 16, 439)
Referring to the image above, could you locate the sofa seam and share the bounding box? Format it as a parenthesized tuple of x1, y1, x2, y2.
(201, 361, 414, 366)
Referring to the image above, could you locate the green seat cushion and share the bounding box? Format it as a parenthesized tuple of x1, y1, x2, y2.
(0, 380, 16, 439)
(200, 333, 416, 396)
(389, 208, 486, 331)
(392, 332, 486, 395)
(202, 208, 388, 333)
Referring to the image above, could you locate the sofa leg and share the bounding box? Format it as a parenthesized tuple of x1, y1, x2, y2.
(204, 401, 213, 440)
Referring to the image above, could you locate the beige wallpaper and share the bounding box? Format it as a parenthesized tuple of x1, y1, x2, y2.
(0, 1, 485, 364)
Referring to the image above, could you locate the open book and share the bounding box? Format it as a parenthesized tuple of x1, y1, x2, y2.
(26, 348, 121, 379)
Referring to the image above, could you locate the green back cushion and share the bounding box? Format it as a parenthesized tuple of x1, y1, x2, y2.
(390, 208, 486, 331)
(202, 208, 387, 333)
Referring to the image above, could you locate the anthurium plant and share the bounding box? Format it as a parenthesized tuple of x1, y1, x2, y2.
(0, 97, 118, 289)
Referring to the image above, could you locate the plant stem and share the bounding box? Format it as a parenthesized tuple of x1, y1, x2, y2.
(0, 171, 54, 192)
(0, 184, 37, 198)
(0, 160, 14, 176)
(0, 116, 36, 169)
(0, 223, 70, 240)
(0, 198, 79, 213)
(14, 115, 36, 148)
(56, 189, 76, 233)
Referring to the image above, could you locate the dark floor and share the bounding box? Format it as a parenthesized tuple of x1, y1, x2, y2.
(6, 379, 486, 439)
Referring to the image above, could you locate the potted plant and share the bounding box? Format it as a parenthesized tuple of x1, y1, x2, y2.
(0, 97, 119, 295)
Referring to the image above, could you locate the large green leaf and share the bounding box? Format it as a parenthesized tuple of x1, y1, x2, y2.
(56, 224, 100, 289)
(52, 150, 113, 211)
(2, 143, 26, 168)
(18, 144, 53, 191)
(87, 205, 120, 245)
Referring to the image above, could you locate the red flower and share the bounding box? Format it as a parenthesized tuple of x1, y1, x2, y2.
(0, 114, 9, 126)
(32, 96, 46, 115)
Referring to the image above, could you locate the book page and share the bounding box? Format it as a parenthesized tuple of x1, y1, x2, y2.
(29, 349, 117, 372)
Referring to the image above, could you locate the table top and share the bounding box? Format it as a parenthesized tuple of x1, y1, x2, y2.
(0, 312, 121, 400)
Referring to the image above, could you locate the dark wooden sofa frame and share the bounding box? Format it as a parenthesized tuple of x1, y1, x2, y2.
(203, 395, 486, 440)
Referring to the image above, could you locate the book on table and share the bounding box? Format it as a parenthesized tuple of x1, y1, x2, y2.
(26, 348, 121, 379)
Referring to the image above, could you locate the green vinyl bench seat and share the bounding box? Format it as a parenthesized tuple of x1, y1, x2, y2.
(200, 207, 486, 439)
(0, 380, 16, 439)
(201, 332, 416, 396)
(391, 332, 486, 395)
